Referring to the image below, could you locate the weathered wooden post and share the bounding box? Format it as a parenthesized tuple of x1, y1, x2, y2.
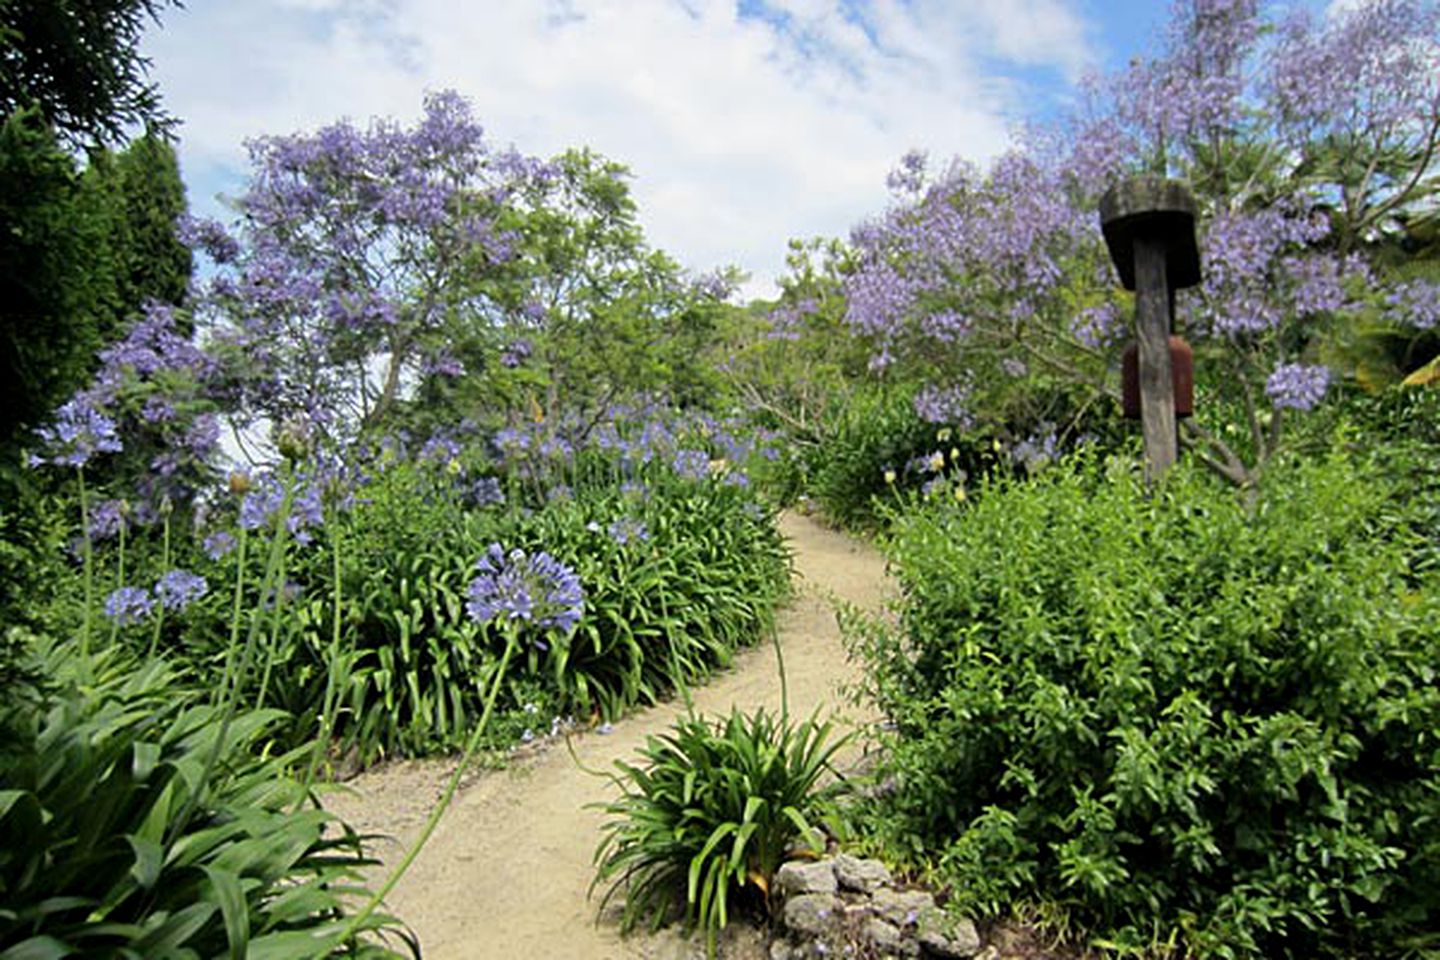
(1099, 177, 1201, 481)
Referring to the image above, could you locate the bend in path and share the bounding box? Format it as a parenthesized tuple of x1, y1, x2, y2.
(325, 511, 888, 959)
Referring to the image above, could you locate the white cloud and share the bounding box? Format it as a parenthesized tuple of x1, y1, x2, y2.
(144, 0, 1100, 299)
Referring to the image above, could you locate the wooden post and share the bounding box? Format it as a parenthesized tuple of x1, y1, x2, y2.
(1134, 237, 1178, 476)
(1098, 176, 1202, 483)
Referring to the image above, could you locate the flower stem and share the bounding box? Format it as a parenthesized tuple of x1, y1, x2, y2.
(332, 627, 520, 946)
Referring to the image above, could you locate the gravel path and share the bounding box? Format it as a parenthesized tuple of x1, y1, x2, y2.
(324, 512, 888, 959)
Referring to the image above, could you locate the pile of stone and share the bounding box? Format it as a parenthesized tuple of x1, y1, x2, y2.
(768, 854, 982, 960)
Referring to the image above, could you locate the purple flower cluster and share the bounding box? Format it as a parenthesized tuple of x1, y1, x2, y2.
(104, 586, 154, 625)
(466, 543, 584, 635)
(1011, 425, 1060, 471)
(237, 470, 327, 544)
(155, 569, 209, 611)
(32, 399, 123, 469)
(607, 517, 649, 546)
(203, 530, 237, 560)
(500, 339, 533, 369)
(1386, 281, 1439, 331)
(469, 476, 506, 507)
(1265, 363, 1330, 411)
(671, 449, 711, 481)
(913, 384, 973, 427)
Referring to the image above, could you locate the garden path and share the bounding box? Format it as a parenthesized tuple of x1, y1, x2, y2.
(325, 511, 889, 959)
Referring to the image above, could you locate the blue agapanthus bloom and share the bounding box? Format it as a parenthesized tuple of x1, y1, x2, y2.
(466, 543, 583, 636)
(607, 517, 649, 546)
(32, 398, 124, 469)
(154, 569, 209, 611)
(104, 586, 154, 625)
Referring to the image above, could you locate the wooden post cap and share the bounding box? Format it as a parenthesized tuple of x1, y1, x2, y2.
(1099, 176, 1201, 291)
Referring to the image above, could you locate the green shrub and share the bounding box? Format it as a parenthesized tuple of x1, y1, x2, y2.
(591, 706, 848, 955)
(0, 638, 412, 958)
(808, 386, 978, 531)
(852, 453, 1440, 958)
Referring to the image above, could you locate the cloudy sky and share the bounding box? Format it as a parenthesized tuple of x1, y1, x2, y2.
(143, 0, 1192, 300)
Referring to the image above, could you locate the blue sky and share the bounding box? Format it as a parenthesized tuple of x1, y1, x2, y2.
(139, 1, 1262, 300)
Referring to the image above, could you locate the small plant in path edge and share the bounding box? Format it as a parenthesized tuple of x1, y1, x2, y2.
(591, 705, 849, 957)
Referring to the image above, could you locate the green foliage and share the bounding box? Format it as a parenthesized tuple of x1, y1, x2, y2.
(0, 109, 122, 448)
(808, 386, 992, 531)
(0, 0, 175, 146)
(591, 706, 849, 955)
(852, 454, 1440, 957)
(0, 638, 414, 959)
(168, 458, 790, 768)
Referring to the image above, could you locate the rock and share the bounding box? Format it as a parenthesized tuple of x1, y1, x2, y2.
(914, 908, 982, 959)
(861, 917, 916, 955)
(775, 859, 838, 896)
(834, 853, 892, 894)
(782, 893, 842, 937)
(871, 887, 937, 927)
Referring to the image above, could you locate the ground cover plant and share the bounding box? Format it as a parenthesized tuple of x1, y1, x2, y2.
(849, 451, 1440, 958)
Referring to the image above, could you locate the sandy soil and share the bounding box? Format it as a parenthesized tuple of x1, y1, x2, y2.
(323, 511, 890, 960)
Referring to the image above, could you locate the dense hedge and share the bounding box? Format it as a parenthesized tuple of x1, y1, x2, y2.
(852, 453, 1440, 957)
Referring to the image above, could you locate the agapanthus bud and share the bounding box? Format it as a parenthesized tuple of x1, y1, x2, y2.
(276, 416, 313, 462)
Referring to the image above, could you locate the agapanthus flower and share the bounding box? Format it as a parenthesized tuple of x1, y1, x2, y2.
(32, 399, 124, 469)
(1011, 425, 1059, 471)
(671, 449, 711, 481)
(607, 517, 649, 545)
(89, 499, 129, 542)
(104, 586, 154, 625)
(469, 476, 505, 507)
(203, 530, 237, 560)
(1265, 363, 1330, 411)
(154, 569, 209, 611)
(465, 543, 584, 635)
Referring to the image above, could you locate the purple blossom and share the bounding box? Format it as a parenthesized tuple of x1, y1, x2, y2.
(885, 149, 928, 195)
(1001, 357, 1028, 378)
(419, 434, 463, 467)
(469, 476, 505, 507)
(1387, 281, 1440, 331)
(500, 339, 532, 368)
(421, 350, 466, 378)
(1072, 302, 1123, 349)
(607, 517, 649, 545)
(913, 384, 973, 427)
(89, 499, 128, 542)
(1265, 363, 1330, 411)
(692, 270, 736, 301)
(104, 586, 154, 626)
(203, 530, 237, 560)
(32, 399, 123, 468)
(466, 543, 584, 635)
(154, 569, 209, 611)
(1011, 426, 1060, 471)
(671, 449, 711, 481)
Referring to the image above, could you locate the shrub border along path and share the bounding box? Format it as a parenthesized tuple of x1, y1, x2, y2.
(323, 511, 887, 959)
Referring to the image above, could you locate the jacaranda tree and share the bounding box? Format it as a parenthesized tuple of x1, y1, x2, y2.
(185, 90, 555, 452)
(838, 0, 1440, 486)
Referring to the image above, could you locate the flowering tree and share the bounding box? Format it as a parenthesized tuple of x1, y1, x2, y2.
(186, 90, 552, 451)
(839, 0, 1440, 486)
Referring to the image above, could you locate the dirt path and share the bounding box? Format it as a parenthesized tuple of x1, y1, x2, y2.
(325, 512, 888, 959)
